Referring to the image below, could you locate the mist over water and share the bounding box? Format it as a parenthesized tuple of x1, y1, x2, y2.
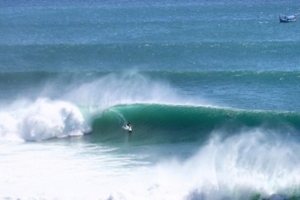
(149, 130, 300, 200)
(63, 72, 185, 108)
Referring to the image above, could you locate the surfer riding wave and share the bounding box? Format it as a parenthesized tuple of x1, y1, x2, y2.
(123, 122, 132, 132)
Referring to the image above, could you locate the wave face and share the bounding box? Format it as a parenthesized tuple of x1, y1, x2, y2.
(90, 103, 300, 144)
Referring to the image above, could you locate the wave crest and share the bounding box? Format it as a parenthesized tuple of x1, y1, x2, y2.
(0, 98, 86, 142)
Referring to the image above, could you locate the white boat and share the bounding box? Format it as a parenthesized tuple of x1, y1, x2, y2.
(279, 14, 297, 22)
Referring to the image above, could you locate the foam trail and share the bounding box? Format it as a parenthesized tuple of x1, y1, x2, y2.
(0, 98, 87, 142)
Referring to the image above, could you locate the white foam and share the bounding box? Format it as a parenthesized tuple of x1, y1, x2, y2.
(0, 98, 86, 141)
(0, 129, 299, 200)
(142, 129, 300, 200)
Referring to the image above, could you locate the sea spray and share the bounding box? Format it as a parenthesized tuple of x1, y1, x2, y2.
(90, 128, 300, 200)
(63, 72, 183, 110)
(1, 121, 299, 199)
(148, 129, 300, 200)
(0, 98, 87, 141)
(0, 113, 21, 142)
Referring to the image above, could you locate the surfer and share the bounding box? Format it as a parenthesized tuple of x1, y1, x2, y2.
(126, 123, 132, 142)
(124, 122, 132, 132)
(126, 122, 132, 130)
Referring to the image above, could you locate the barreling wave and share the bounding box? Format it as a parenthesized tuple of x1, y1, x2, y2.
(89, 103, 300, 144)
(1, 70, 300, 143)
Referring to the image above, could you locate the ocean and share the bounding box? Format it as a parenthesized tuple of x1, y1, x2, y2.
(1, 0, 300, 199)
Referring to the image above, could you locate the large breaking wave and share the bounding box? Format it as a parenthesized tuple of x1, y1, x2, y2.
(0, 71, 299, 143)
(90, 103, 300, 144)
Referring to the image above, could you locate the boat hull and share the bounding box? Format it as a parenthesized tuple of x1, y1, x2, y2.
(279, 14, 297, 22)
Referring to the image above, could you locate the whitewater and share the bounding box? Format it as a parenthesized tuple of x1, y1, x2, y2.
(1, 0, 300, 199)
